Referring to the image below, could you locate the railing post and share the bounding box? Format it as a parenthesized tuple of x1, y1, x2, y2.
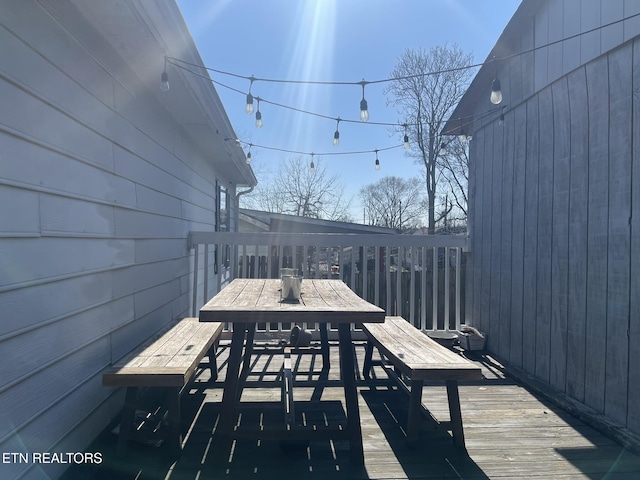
(432, 247, 438, 329)
(396, 246, 402, 317)
(456, 247, 462, 330)
(445, 247, 450, 330)
(421, 246, 427, 331)
(192, 243, 199, 317)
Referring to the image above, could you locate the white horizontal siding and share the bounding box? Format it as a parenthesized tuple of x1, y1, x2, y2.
(0, 0, 226, 474)
(0, 237, 135, 288)
(0, 186, 39, 235)
(0, 132, 136, 206)
(40, 195, 116, 237)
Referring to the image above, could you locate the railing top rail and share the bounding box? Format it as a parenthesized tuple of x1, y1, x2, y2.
(188, 231, 469, 249)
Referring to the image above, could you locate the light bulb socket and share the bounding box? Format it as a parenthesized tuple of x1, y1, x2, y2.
(245, 93, 254, 114)
(160, 71, 170, 91)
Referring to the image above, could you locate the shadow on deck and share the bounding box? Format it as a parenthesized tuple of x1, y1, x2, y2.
(63, 343, 640, 480)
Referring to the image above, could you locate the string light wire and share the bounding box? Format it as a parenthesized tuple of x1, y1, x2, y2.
(159, 7, 640, 162)
(166, 11, 640, 89)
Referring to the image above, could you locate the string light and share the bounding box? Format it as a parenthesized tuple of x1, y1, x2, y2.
(245, 77, 255, 114)
(403, 124, 410, 150)
(166, 58, 504, 160)
(255, 98, 263, 128)
(333, 118, 341, 146)
(160, 57, 170, 92)
(490, 77, 502, 104)
(359, 81, 369, 122)
(374, 150, 380, 170)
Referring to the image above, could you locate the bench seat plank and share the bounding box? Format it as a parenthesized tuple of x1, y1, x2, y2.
(103, 318, 223, 387)
(362, 316, 481, 381)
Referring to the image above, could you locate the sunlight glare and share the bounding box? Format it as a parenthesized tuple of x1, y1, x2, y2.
(279, 1, 337, 150)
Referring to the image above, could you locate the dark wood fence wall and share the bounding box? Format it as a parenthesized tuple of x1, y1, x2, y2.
(468, 37, 640, 435)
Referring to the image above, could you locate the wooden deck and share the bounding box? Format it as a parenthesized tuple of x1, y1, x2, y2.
(64, 341, 640, 479)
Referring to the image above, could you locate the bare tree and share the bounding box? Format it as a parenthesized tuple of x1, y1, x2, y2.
(385, 45, 473, 233)
(242, 156, 352, 221)
(439, 136, 469, 221)
(360, 176, 425, 231)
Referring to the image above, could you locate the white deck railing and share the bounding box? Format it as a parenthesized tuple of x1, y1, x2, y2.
(188, 231, 469, 337)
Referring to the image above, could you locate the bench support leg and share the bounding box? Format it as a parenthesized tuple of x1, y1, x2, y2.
(116, 387, 138, 456)
(208, 338, 219, 381)
(407, 380, 424, 446)
(446, 380, 465, 448)
(166, 387, 183, 453)
(281, 348, 295, 428)
(362, 341, 374, 380)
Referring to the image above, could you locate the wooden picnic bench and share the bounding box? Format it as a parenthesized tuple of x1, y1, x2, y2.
(361, 316, 482, 448)
(102, 317, 223, 454)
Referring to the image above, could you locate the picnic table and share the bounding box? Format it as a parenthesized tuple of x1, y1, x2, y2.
(199, 278, 385, 464)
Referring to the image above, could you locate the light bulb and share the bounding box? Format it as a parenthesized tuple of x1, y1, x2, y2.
(490, 78, 502, 105)
(255, 110, 263, 128)
(245, 93, 254, 115)
(160, 71, 170, 92)
(403, 134, 410, 150)
(375, 158, 380, 170)
(360, 98, 369, 122)
(310, 160, 315, 170)
(333, 130, 340, 146)
(246, 151, 252, 164)
(499, 113, 504, 126)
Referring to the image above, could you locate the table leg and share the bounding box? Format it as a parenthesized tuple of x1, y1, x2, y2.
(116, 386, 138, 456)
(319, 322, 330, 370)
(242, 322, 256, 373)
(338, 323, 364, 465)
(214, 322, 248, 461)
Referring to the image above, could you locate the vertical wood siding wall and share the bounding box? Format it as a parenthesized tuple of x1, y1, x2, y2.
(468, 32, 640, 438)
(0, 2, 228, 478)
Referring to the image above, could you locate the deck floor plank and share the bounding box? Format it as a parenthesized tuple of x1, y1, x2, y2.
(66, 341, 640, 479)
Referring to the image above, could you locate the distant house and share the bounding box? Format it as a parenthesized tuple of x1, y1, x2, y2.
(444, 0, 640, 446)
(239, 208, 398, 235)
(0, 1, 254, 478)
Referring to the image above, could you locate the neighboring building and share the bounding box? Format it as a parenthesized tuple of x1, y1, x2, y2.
(239, 208, 398, 235)
(0, 1, 255, 478)
(444, 0, 640, 445)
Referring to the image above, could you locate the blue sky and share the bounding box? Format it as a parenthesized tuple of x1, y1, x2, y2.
(175, 0, 522, 221)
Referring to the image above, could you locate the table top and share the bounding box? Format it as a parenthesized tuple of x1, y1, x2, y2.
(199, 278, 385, 324)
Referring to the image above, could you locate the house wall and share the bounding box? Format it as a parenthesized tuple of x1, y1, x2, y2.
(468, 33, 640, 438)
(490, 0, 640, 112)
(0, 2, 229, 478)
